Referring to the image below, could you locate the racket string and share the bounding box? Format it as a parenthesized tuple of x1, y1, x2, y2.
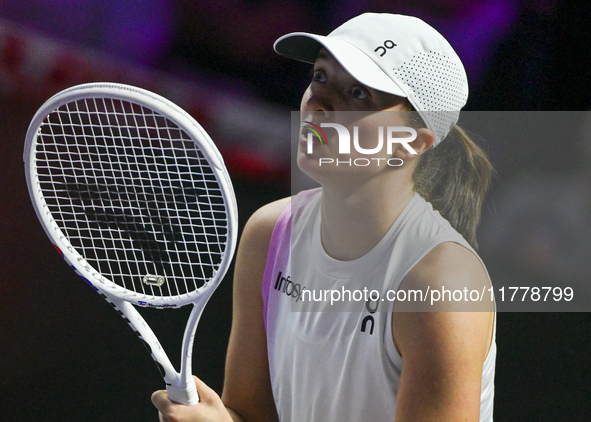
(35, 97, 229, 298)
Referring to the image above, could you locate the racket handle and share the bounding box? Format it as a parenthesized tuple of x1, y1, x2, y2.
(167, 381, 200, 406)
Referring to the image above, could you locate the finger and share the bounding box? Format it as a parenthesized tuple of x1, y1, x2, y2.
(151, 389, 171, 411)
(191, 375, 218, 404)
(152, 391, 176, 422)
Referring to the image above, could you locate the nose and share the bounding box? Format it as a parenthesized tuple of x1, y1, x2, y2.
(302, 83, 335, 114)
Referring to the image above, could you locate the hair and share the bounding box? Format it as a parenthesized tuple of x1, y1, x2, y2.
(406, 110, 493, 249)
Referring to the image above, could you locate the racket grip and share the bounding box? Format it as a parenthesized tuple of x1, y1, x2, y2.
(167, 381, 200, 406)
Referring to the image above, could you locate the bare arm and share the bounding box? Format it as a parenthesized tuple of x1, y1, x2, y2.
(393, 242, 494, 421)
(152, 198, 289, 422)
(221, 198, 290, 421)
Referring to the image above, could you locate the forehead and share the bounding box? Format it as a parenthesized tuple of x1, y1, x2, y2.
(313, 48, 345, 74)
(315, 48, 333, 62)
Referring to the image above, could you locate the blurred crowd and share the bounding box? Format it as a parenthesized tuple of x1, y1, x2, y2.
(0, 0, 588, 110)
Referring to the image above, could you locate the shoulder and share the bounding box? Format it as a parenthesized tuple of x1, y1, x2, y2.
(235, 197, 291, 280)
(229, 196, 292, 339)
(393, 241, 494, 358)
(400, 242, 491, 309)
(241, 196, 291, 248)
(413, 241, 488, 282)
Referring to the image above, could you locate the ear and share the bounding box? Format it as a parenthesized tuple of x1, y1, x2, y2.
(393, 128, 435, 160)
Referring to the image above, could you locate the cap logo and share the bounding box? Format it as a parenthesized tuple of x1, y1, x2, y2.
(374, 40, 396, 57)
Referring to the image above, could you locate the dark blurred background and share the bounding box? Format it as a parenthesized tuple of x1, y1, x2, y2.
(1, 0, 590, 420)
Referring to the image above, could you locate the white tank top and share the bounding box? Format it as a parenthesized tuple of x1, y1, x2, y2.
(262, 188, 496, 421)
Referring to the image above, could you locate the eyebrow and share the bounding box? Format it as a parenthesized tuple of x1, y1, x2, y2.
(315, 48, 331, 62)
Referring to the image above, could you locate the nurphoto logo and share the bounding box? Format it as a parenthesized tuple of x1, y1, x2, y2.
(301, 121, 418, 167)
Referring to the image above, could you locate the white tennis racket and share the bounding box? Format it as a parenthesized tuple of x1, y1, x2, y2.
(24, 82, 238, 405)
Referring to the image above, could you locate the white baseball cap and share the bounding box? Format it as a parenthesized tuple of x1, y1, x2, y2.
(274, 13, 468, 146)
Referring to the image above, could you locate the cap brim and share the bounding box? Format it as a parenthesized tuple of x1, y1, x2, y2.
(274, 32, 407, 98)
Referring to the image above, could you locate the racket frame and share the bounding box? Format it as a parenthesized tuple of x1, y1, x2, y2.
(24, 83, 238, 405)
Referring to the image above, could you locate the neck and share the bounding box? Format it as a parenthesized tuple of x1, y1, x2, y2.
(319, 177, 415, 261)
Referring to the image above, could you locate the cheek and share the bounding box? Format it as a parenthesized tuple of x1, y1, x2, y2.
(353, 127, 393, 159)
(300, 86, 313, 111)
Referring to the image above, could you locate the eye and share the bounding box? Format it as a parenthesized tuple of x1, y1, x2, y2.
(312, 70, 327, 83)
(351, 86, 369, 100)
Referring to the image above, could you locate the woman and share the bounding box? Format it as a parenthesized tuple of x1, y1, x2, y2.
(152, 12, 495, 421)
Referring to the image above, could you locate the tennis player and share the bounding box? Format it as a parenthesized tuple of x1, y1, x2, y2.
(152, 12, 496, 421)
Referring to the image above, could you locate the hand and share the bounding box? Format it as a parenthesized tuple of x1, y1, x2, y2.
(152, 376, 234, 422)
